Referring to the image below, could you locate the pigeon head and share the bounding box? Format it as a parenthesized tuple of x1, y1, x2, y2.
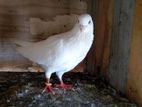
(76, 14, 93, 33)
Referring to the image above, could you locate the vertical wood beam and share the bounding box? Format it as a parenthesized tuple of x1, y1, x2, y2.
(86, 0, 96, 74)
(86, 0, 113, 78)
(127, 0, 142, 105)
(109, 0, 135, 93)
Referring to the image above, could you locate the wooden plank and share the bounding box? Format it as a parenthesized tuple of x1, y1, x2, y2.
(86, 0, 96, 74)
(127, 0, 142, 106)
(100, 0, 113, 79)
(0, 0, 69, 8)
(86, 0, 113, 77)
(109, 0, 135, 93)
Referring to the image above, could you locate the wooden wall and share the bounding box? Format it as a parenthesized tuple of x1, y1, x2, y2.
(95, 0, 113, 77)
(91, 0, 142, 105)
(127, 0, 142, 106)
(0, 0, 88, 71)
(109, 0, 135, 93)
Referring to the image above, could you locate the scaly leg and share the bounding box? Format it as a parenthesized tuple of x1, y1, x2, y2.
(42, 71, 54, 94)
(42, 79, 54, 93)
(59, 80, 73, 90)
(56, 71, 73, 90)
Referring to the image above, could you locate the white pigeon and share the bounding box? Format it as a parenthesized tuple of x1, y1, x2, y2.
(13, 14, 94, 93)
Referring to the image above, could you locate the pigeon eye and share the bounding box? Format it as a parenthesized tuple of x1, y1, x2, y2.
(88, 20, 91, 24)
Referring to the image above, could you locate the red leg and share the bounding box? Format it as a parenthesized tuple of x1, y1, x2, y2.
(42, 79, 54, 94)
(59, 81, 73, 90)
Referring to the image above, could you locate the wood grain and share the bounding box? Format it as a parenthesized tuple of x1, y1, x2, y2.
(109, 0, 135, 93)
(127, 0, 142, 106)
(86, 0, 113, 77)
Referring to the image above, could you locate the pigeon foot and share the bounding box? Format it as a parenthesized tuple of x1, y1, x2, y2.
(59, 81, 73, 90)
(42, 82, 55, 94)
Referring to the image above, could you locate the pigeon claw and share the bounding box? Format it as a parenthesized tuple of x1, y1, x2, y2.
(60, 82, 73, 90)
(42, 82, 55, 94)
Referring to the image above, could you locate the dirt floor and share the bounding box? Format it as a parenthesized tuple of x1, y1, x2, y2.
(0, 72, 137, 107)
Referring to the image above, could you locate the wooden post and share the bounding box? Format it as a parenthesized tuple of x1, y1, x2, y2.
(127, 0, 142, 105)
(86, 0, 113, 78)
(86, 0, 96, 74)
(109, 0, 135, 93)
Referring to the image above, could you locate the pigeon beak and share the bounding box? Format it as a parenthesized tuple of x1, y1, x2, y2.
(80, 25, 85, 32)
